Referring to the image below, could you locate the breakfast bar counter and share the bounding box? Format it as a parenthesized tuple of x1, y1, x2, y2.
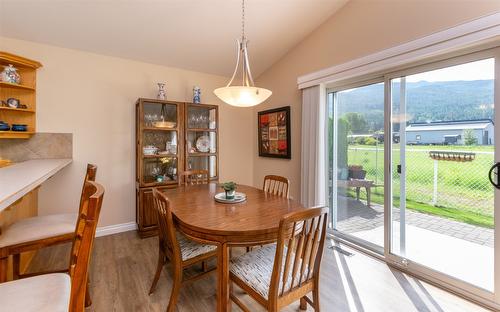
(0, 158, 71, 279)
(0, 159, 72, 211)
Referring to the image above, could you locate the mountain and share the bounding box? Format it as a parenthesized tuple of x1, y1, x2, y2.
(333, 80, 494, 132)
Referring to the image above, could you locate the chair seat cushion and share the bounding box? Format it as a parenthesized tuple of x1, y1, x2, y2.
(230, 244, 308, 299)
(0, 213, 76, 248)
(0, 273, 70, 311)
(176, 231, 216, 261)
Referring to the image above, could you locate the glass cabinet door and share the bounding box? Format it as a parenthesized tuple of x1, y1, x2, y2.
(187, 105, 217, 130)
(185, 104, 218, 179)
(139, 101, 180, 185)
(187, 155, 217, 178)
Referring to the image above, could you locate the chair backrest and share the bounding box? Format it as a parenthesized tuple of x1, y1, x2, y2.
(269, 207, 328, 302)
(78, 164, 97, 214)
(263, 175, 290, 198)
(68, 181, 104, 312)
(152, 188, 181, 263)
(179, 169, 209, 186)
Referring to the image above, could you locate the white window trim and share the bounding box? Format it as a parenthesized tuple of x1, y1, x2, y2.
(297, 12, 500, 89)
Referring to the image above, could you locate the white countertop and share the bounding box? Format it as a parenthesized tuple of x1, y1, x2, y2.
(0, 159, 72, 211)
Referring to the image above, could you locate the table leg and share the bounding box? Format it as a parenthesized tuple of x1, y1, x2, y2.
(366, 187, 371, 207)
(217, 242, 231, 312)
(356, 187, 360, 201)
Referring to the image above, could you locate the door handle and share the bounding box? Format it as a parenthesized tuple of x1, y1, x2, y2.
(488, 162, 500, 189)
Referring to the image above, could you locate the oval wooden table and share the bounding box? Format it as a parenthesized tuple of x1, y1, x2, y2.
(162, 183, 307, 312)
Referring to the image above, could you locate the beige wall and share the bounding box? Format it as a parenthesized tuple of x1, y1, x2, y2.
(0, 37, 254, 227)
(253, 0, 500, 201)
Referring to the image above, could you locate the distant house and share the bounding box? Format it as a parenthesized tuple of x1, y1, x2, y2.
(405, 119, 494, 145)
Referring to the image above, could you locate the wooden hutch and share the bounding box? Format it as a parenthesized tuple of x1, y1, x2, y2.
(0, 52, 42, 139)
(135, 98, 219, 237)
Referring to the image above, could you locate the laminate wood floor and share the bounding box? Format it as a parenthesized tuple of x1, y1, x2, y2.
(27, 231, 489, 312)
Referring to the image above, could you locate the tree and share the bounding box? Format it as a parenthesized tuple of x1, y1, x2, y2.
(344, 112, 368, 134)
(464, 129, 477, 145)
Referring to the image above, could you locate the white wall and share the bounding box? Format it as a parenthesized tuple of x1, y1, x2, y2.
(0, 37, 254, 227)
(254, 0, 500, 200)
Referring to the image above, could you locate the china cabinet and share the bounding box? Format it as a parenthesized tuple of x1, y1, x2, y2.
(135, 98, 219, 237)
(0, 52, 42, 139)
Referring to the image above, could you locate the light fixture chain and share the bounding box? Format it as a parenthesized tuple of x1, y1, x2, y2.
(242, 0, 245, 39)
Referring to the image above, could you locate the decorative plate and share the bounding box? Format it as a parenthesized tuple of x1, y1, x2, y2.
(196, 135, 210, 153)
(214, 192, 247, 204)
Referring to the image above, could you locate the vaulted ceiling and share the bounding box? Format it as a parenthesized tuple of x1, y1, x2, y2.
(0, 0, 348, 77)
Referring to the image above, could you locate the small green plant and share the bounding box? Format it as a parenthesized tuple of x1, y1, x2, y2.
(219, 182, 237, 192)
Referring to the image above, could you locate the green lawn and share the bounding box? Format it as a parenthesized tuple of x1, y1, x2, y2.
(342, 143, 494, 228)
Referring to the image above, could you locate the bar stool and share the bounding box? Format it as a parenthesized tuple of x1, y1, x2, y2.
(0, 180, 105, 312)
(0, 164, 97, 306)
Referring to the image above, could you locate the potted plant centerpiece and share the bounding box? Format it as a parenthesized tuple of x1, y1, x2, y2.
(220, 182, 237, 200)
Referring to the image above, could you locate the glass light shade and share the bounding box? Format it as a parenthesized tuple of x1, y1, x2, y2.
(214, 86, 272, 107)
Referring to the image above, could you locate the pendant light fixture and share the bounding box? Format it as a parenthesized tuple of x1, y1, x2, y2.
(214, 0, 272, 107)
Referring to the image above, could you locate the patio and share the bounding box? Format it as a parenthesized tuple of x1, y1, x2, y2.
(337, 197, 494, 247)
(336, 196, 494, 290)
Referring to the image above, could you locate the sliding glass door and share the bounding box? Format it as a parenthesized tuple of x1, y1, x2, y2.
(328, 46, 500, 306)
(386, 51, 498, 297)
(328, 80, 385, 252)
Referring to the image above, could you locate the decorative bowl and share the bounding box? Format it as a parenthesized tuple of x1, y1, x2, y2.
(214, 192, 246, 204)
(11, 124, 27, 132)
(0, 122, 10, 131)
(196, 135, 210, 153)
(153, 121, 176, 128)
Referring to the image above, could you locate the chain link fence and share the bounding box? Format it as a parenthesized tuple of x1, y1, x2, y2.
(347, 145, 494, 218)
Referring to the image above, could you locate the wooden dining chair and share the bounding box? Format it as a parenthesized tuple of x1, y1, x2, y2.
(263, 175, 290, 198)
(230, 207, 329, 312)
(0, 164, 97, 306)
(246, 175, 291, 253)
(0, 181, 105, 312)
(149, 188, 217, 312)
(178, 169, 210, 185)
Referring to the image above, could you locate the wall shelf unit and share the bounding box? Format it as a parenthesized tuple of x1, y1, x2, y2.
(0, 51, 42, 139)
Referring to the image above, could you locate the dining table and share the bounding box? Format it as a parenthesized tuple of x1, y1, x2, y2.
(162, 182, 307, 312)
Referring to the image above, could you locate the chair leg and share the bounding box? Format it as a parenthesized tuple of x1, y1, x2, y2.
(85, 276, 92, 307)
(0, 256, 7, 282)
(313, 287, 320, 311)
(166, 265, 182, 312)
(300, 296, 308, 310)
(149, 249, 166, 295)
(12, 254, 20, 280)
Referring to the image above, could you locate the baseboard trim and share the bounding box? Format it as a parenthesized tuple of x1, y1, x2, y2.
(96, 222, 137, 237)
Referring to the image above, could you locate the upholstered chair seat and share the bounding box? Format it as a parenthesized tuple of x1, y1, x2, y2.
(230, 244, 306, 299)
(0, 273, 71, 312)
(0, 213, 76, 248)
(176, 231, 216, 261)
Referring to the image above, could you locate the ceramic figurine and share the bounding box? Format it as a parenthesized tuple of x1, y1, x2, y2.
(1, 64, 21, 84)
(193, 86, 201, 104)
(157, 82, 166, 100)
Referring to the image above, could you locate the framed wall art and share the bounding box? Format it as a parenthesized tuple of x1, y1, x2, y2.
(258, 106, 291, 159)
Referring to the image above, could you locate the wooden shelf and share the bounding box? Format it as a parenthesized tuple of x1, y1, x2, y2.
(187, 128, 217, 132)
(0, 81, 36, 91)
(0, 131, 34, 139)
(0, 51, 42, 69)
(188, 152, 217, 157)
(0, 52, 41, 139)
(143, 126, 178, 132)
(0, 107, 35, 113)
(143, 154, 178, 159)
